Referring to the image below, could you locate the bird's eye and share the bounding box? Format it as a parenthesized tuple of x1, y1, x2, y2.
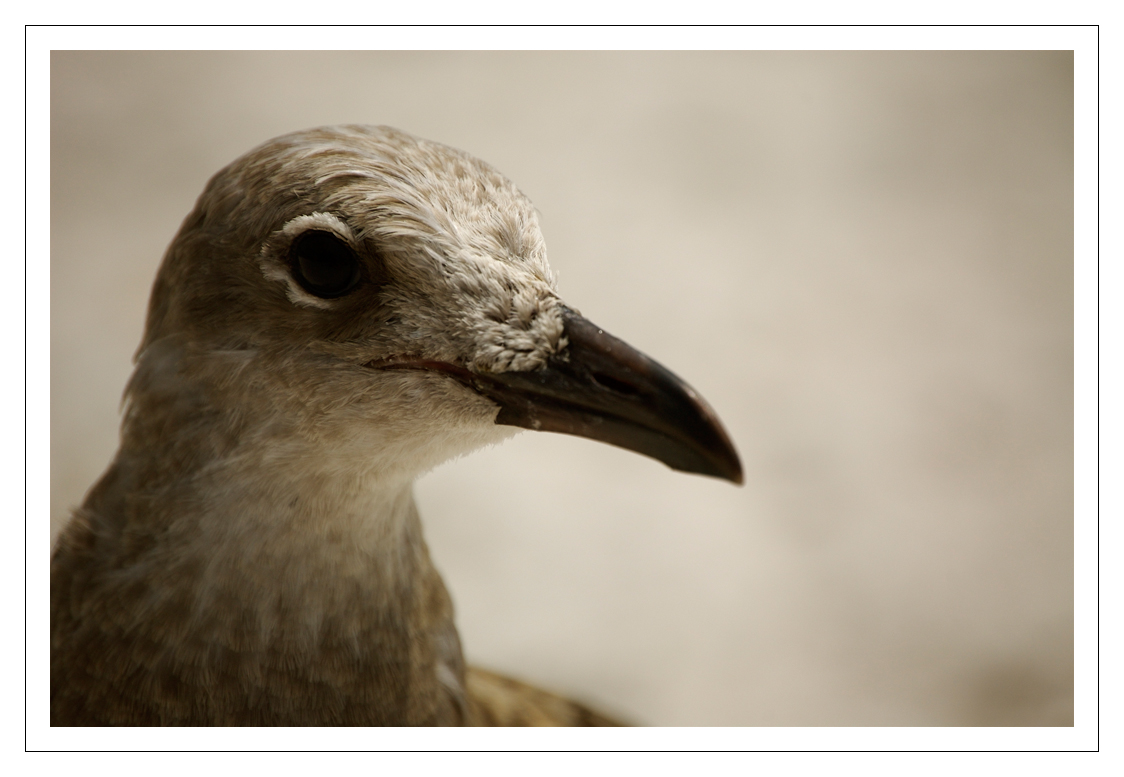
(289, 231, 361, 298)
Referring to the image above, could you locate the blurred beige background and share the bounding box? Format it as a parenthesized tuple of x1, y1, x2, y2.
(50, 51, 1073, 726)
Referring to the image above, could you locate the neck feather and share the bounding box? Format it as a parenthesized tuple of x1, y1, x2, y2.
(53, 388, 468, 725)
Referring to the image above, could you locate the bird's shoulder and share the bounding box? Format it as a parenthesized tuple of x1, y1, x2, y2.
(465, 666, 624, 726)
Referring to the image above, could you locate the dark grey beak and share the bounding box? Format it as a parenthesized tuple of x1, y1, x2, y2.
(472, 308, 743, 484)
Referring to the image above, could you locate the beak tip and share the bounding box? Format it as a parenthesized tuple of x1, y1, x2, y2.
(710, 451, 744, 486)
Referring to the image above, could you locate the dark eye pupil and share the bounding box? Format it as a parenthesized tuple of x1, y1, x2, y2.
(290, 231, 360, 298)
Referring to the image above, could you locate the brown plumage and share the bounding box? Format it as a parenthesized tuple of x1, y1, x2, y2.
(50, 126, 741, 726)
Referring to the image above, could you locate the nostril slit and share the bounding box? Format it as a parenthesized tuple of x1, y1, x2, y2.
(591, 372, 640, 396)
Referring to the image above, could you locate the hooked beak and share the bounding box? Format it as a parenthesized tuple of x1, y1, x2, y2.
(472, 309, 743, 484)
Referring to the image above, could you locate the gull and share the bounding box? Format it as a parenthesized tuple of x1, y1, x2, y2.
(50, 125, 742, 726)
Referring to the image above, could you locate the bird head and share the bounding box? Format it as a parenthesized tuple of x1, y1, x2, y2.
(133, 125, 742, 485)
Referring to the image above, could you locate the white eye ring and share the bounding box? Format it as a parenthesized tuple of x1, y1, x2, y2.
(259, 212, 358, 309)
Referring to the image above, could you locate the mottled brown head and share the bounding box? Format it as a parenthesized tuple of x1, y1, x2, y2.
(135, 125, 741, 483)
